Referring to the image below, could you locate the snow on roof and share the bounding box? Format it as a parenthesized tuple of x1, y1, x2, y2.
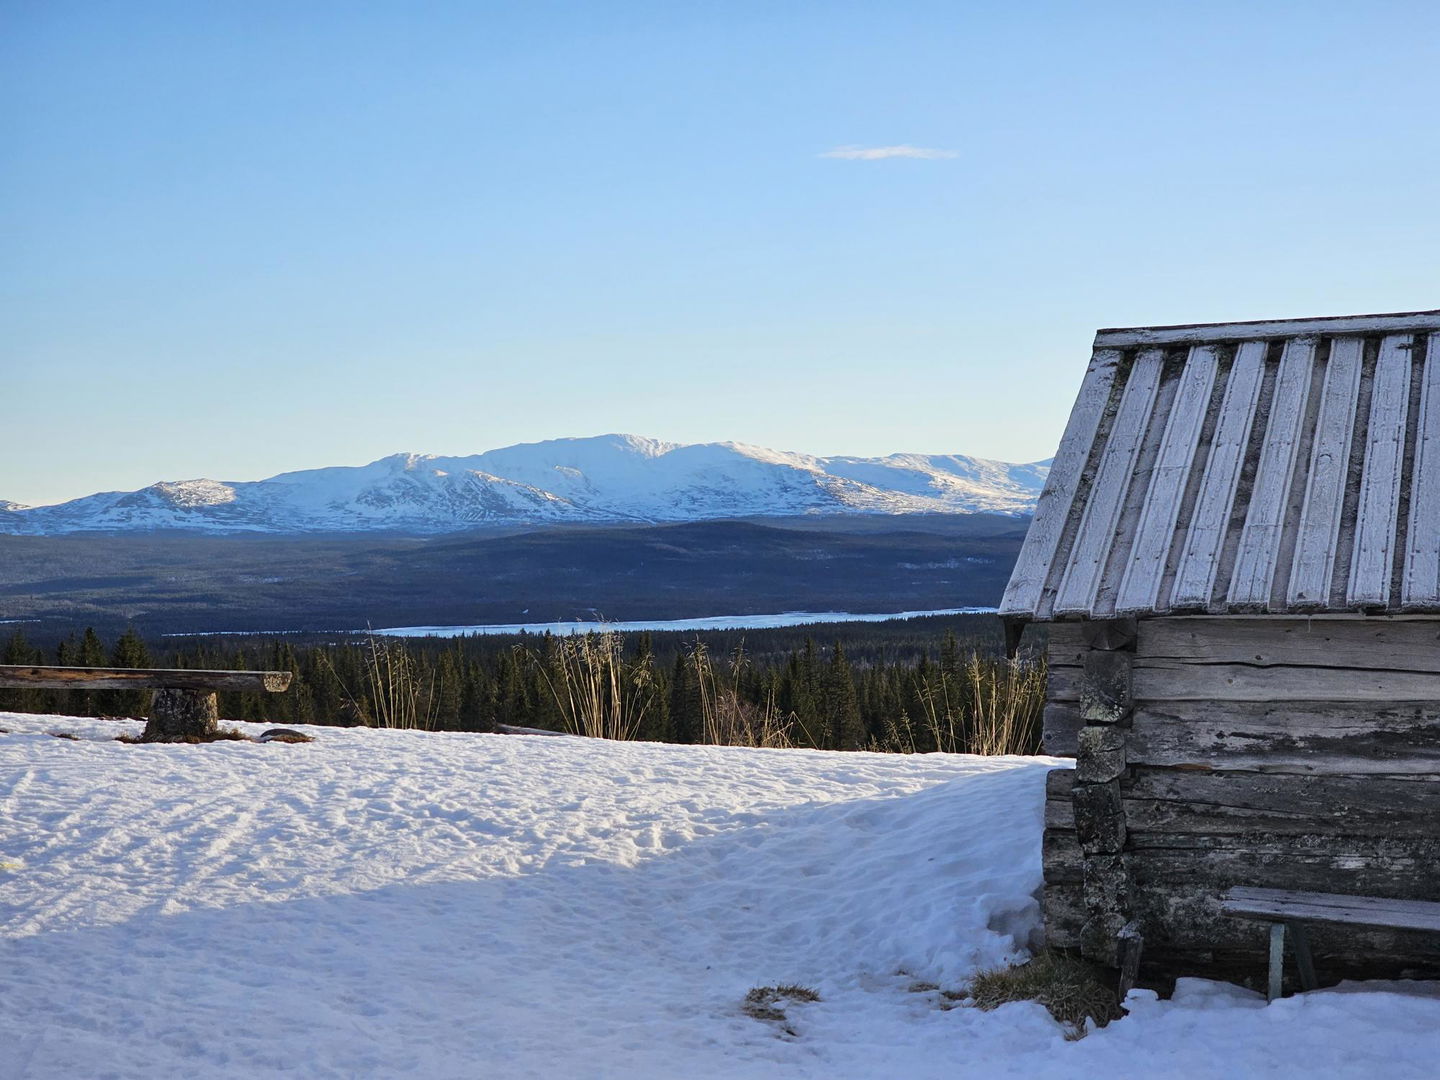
(1001, 310, 1440, 620)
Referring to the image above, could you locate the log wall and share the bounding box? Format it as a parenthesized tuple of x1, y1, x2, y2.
(1041, 615, 1440, 989)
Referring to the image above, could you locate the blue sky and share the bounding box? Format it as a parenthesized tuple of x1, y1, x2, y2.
(4, 1, 1438, 506)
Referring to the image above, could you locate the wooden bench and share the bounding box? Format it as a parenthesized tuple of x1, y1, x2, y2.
(0, 664, 293, 741)
(1222, 886, 1440, 1001)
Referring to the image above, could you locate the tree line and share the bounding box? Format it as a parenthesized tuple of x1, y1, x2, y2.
(0, 622, 1045, 755)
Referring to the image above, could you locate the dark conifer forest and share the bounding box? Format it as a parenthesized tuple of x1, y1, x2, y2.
(0, 614, 1047, 755)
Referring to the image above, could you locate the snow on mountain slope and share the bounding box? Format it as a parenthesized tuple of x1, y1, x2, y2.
(2, 434, 1048, 535)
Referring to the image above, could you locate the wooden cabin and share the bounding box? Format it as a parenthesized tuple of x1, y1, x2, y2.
(1000, 309, 1440, 988)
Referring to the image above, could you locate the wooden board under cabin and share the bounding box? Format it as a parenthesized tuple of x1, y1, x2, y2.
(1040, 615, 1440, 986)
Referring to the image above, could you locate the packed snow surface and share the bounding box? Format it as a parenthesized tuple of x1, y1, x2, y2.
(3, 713, 1437, 1079)
(1, 433, 1049, 534)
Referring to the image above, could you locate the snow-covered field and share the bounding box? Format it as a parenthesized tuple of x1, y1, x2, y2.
(3, 712, 1437, 1079)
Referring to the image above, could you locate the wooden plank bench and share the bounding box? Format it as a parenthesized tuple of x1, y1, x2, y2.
(0, 664, 293, 742)
(1222, 886, 1440, 1001)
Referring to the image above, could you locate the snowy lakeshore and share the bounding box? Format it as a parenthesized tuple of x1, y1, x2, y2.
(3, 713, 1438, 1079)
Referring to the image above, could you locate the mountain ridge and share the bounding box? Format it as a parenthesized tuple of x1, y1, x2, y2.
(2, 433, 1049, 535)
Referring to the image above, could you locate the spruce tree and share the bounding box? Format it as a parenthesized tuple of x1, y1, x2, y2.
(668, 651, 701, 744)
(109, 627, 153, 717)
(826, 641, 865, 751)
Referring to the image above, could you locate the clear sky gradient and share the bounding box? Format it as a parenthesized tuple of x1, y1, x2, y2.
(4, 1, 1438, 506)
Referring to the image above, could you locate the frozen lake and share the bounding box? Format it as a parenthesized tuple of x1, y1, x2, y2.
(370, 607, 997, 638)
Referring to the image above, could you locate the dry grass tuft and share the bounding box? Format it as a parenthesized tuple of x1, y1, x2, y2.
(964, 952, 1121, 1038)
(742, 985, 822, 1032)
(46, 731, 81, 740)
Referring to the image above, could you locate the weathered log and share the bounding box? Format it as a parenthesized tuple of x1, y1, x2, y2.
(1081, 854, 1132, 964)
(1042, 702, 1082, 756)
(1044, 621, 1090, 665)
(1044, 768, 1076, 830)
(1138, 616, 1440, 672)
(1125, 700, 1440, 775)
(1076, 726, 1126, 783)
(1043, 883, 1085, 947)
(1082, 617, 1138, 652)
(0, 665, 293, 692)
(1121, 770, 1440, 837)
(142, 689, 219, 742)
(1074, 780, 1125, 853)
(1041, 826, 1083, 884)
(1126, 832, 1440, 897)
(1126, 885, 1440, 961)
(1046, 664, 1083, 702)
(1132, 659, 1440, 702)
(1080, 650, 1133, 723)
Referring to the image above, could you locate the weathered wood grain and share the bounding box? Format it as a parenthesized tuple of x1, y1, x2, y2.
(1043, 621, 1089, 666)
(1054, 348, 1166, 616)
(1287, 336, 1364, 608)
(1042, 826, 1083, 884)
(1081, 853, 1133, 964)
(1136, 616, 1440, 672)
(143, 689, 220, 742)
(0, 665, 293, 692)
(1222, 886, 1440, 933)
(1227, 337, 1317, 608)
(1094, 312, 1440, 348)
(1047, 665, 1082, 702)
(1042, 702, 1082, 757)
(1402, 332, 1440, 611)
(1126, 833, 1440, 899)
(1076, 725, 1126, 783)
(1127, 885, 1440, 963)
(1000, 348, 1123, 617)
(1116, 345, 1220, 614)
(1131, 659, 1440, 702)
(1043, 884, 1085, 948)
(1074, 780, 1125, 853)
(1082, 618, 1138, 651)
(1126, 699, 1440, 775)
(1122, 770, 1440, 836)
(1348, 334, 1414, 607)
(1080, 650, 1133, 723)
(1172, 341, 1267, 609)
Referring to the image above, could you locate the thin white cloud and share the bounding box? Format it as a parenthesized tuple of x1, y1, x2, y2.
(819, 145, 957, 161)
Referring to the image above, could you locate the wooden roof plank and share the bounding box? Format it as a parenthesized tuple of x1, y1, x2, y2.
(1227, 337, 1318, 608)
(1286, 337, 1365, 608)
(998, 349, 1123, 616)
(1052, 348, 1165, 616)
(1171, 341, 1267, 609)
(1347, 335, 1414, 607)
(1115, 345, 1219, 613)
(1402, 333, 1440, 611)
(1096, 310, 1440, 347)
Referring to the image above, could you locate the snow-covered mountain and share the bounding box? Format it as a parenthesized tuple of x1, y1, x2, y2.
(1, 434, 1048, 535)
